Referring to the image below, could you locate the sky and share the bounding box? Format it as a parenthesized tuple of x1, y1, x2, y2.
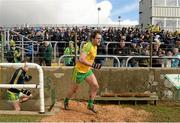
(97, 0, 139, 25)
(0, 0, 139, 26)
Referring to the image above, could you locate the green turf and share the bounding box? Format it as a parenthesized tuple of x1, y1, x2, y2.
(126, 101, 180, 122)
(0, 115, 44, 122)
(144, 105, 180, 122)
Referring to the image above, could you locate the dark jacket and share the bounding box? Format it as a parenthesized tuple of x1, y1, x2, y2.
(44, 44, 53, 61)
(8, 68, 26, 93)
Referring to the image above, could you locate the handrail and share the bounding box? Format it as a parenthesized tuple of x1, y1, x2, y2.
(10, 30, 33, 41)
(104, 41, 171, 55)
(125, 56, 179, 67)
(9, 30, 37, 61)
(105, 42, 131, 54)
(53, 41, 67, 61)
(58, 55, 120, 67)
(16, 41, 38, 63)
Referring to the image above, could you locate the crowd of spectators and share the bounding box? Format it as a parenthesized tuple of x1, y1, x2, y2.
(0, 25, 180, 67)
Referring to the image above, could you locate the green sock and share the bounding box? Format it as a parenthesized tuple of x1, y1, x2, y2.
(88, 99, 94, 107)
(64, 97, 69, 103)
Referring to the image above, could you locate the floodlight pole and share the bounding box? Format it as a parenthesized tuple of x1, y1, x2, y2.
(98, 7, 101, 27)
(118, 16, 121, 27)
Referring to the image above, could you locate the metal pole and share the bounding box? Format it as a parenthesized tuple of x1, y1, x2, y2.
(32, 42, 34, 63)
(0, 84, 40, 88)
(98, 11, 99, 26)
(118, 16, 121, 27)
(150, 33, 153, 67)
(22, 37, 24, 60)
(98, 7, 101, 27)
(7, 30, 10, 51)
(54, 42, 57, 61)
(1, 31, 4, 62)
(75, 33, 77, 64)
(4, 30, 9, 51)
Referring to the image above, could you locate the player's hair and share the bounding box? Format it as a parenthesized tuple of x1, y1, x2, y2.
(90, 30, 101, 40)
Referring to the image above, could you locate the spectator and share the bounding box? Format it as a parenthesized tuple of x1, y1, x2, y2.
(152, 39, 163, 67)
(171, 48, 180, 67)
(64, 41, 75, 66)
(44, 41, 53, 66)
(7, 39, 21, 63)
(175, 36, 180, 50)
(38, 41, 45, 66)
(162, 51, 173, 68)
(138, 42, 150, 67)
(113, 40, 130, 67)
(128, 39, 140, 67)
(26, 43, 33, 62)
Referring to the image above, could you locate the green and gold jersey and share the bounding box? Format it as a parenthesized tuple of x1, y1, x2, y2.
(75, 41, 97, 73)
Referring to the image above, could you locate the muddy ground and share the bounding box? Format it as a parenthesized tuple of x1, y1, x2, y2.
(41, 101, 151, 122)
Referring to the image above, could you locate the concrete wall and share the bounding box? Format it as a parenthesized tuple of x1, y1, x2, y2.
(0, 67, 180, 111)
(56, 67, 180, 101)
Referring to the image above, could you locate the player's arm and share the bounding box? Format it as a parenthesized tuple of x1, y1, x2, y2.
(79, 52, 92, 67)
(79, 52, 101, 69)
(79, 42, 101, 69)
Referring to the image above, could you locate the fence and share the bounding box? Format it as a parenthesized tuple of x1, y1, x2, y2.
(58, 55, 120, 67)
(1, 29, 178, 67)
(124, 56, 179, 67)
(59, 55, 180, 67)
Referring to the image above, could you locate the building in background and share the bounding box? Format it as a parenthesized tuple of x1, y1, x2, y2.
(139, 0, 180, 31)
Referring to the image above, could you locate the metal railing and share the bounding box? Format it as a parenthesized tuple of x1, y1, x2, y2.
(59, 55, 180, 67)
(58, 55, 120, 67)
(125, 56, 179, 67)
(53, 41, 86, 61)
(53, 41, 68, 61)
(2, 30, 38, 62)
(105, 42, 132, 54)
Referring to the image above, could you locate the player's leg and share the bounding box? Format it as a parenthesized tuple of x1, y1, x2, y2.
(66, 82, 79, 99)
(6, 90, 21, 111)
(64, 82, 79, 110)
(85, 73, 99, 113)
(19, 92, 32, 103)
(12, 101, 21, 111)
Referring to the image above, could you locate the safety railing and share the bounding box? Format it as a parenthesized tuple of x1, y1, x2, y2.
(4, 30, 38, 62)
(7, 40, 38, 63)
(59, 55, 180, 68)
(53, 41, 68, 61)
(53, 41, 86, 61)
(104, 41, 172, 55)
(0, 63, 45, 113)
(105, 42, 131, 54)
(58, 55, 120, 67)
(124, 56, 179, 67)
